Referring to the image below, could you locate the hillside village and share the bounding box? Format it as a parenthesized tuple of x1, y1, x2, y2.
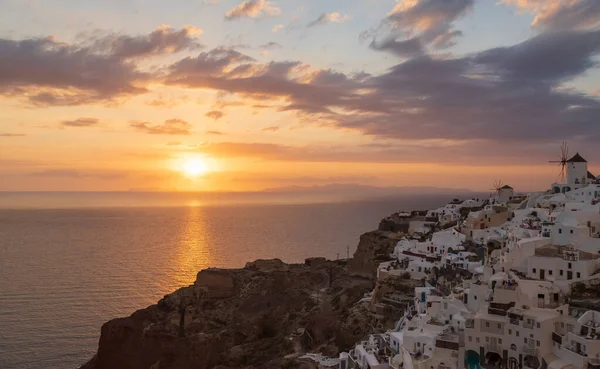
(335, 152, 600, 369)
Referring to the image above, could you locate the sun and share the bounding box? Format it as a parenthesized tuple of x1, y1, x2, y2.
(181, 157, 208, 177)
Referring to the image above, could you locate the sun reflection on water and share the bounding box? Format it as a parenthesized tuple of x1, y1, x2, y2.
(170, 206, 214, 288)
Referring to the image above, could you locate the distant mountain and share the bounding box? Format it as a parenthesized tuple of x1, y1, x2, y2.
(261, 183, 473, 196)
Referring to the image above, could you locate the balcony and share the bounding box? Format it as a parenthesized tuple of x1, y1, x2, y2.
(510, 318, 520, 325)
(552, 332, 563, 345)
(486, 343, 501, 353)
(589, 359, 600, 369)
(522, 345, 538, 356)
(523, 321, 534, 329)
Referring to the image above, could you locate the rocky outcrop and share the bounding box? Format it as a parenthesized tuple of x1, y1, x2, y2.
(348, 231, 397, 278)
(82, 225, 408, 369)
(81, 258, 389, 369)
(195, 269, 235, 298)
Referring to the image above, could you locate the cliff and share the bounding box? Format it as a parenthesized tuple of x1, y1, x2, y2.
(348, 231, 398, 278)
(81, 231, 404, 369)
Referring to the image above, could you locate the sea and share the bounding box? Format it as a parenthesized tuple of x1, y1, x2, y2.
(0, 191, 470, 369)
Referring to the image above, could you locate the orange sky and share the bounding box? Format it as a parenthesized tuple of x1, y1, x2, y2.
(2, 0, 600, 192)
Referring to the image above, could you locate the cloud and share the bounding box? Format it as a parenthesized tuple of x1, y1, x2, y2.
(369, 36, 424, 57)
(205, 110, 225, 120)
(368, 0, 473, 56)
(307, 12, 351, 27)
(262, 126, 279, 132)
(224, 0, 281, 20)
(501, 0, 600, 30)
(167, 141, 181, 146)
(206, 130, 224, 135)
(259, 41, 282, 50)
(29, 169, 125, 179)
(61, 118, 99, 127)
(0, 133, 26, 137)
(162, 29, 600, 158)
(272, 24, 284, 33)
(130, 119, 192, 135)
(192, 140, 564, 166)
(0, 26, 201, 106)
(87, 25, 203, 59)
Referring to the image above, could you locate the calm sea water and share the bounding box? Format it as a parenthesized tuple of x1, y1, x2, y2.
(0, 192, 463, 369)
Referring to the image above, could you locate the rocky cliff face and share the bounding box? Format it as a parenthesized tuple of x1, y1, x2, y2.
(348, 231, 398, 278)
(81, 230, 404, 369)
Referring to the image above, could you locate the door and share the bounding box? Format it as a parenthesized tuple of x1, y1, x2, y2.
(568, 271, 573, 279)
(540, 269, 545, 280)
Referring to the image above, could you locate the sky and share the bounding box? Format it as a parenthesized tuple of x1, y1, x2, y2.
(1, 0, 600, 192)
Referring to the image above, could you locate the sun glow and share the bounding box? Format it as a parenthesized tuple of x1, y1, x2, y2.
(181, 157, 209, 177)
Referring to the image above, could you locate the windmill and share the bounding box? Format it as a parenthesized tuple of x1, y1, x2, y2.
(549, 141, 569, 182)
(491, 180, 504, 195)
(489, 180, 504, 203)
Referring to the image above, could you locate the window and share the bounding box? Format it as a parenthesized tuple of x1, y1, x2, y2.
(524, 338, 528, 343)
(476, 337, 480, 343)
(509, 329, 512, 335)
(486, 322, 490, 328)
(577, 272, 581, 278)
(549, 270, 553, 275)
(559, 229, 562, 234)
(533, 268, 537, 273)
(474, 296, 477, 300)
(570, 230, 574, 234)
(537, 322, 541, 328)
(499, 339, 503, 344)
(417, 342, 421, 347)
(469, 336, 472, 342)
(537, 340, 540, 347)
(560, 270, 564, 276)
(569, 263, 572, 269)
(498, 323, 502, 329)
(561, 323, 565, 328)
(516, 331, 520, 337)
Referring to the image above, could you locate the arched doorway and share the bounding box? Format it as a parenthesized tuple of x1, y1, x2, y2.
(509, 357, 518, 369)
(466, 350, 481, 369)
(486, 352, 502, 366)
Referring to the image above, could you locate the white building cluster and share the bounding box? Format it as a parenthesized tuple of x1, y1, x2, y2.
(339, 152, 600, 369)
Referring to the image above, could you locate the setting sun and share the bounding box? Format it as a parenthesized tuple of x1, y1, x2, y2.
(181, 157, 208, 177)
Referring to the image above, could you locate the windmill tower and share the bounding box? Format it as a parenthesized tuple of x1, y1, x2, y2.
(566, 152, 588, 187)
(491, 180, 513, 203)
(491, 180, 504, 200)
(549, 141, 569, 184)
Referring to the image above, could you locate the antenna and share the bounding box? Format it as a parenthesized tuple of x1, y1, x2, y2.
(549, 141, 569, 182)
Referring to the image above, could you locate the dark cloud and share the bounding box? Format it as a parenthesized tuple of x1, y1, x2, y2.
(206, 130, 224, 135)
(259, 42, 282, 50)
(205, 110, 225, 120)
(369, 37, 424, 57)
(0, 26, 201, 106)
(61, 118, 99, 127)
(89, 25, 203, 59)
(130, 119, 192, 135)
(367, 0, 472, 56)
(474, 30, 600, 84)
(162, 29, 600, 155)
(0, 133, 26, 137)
